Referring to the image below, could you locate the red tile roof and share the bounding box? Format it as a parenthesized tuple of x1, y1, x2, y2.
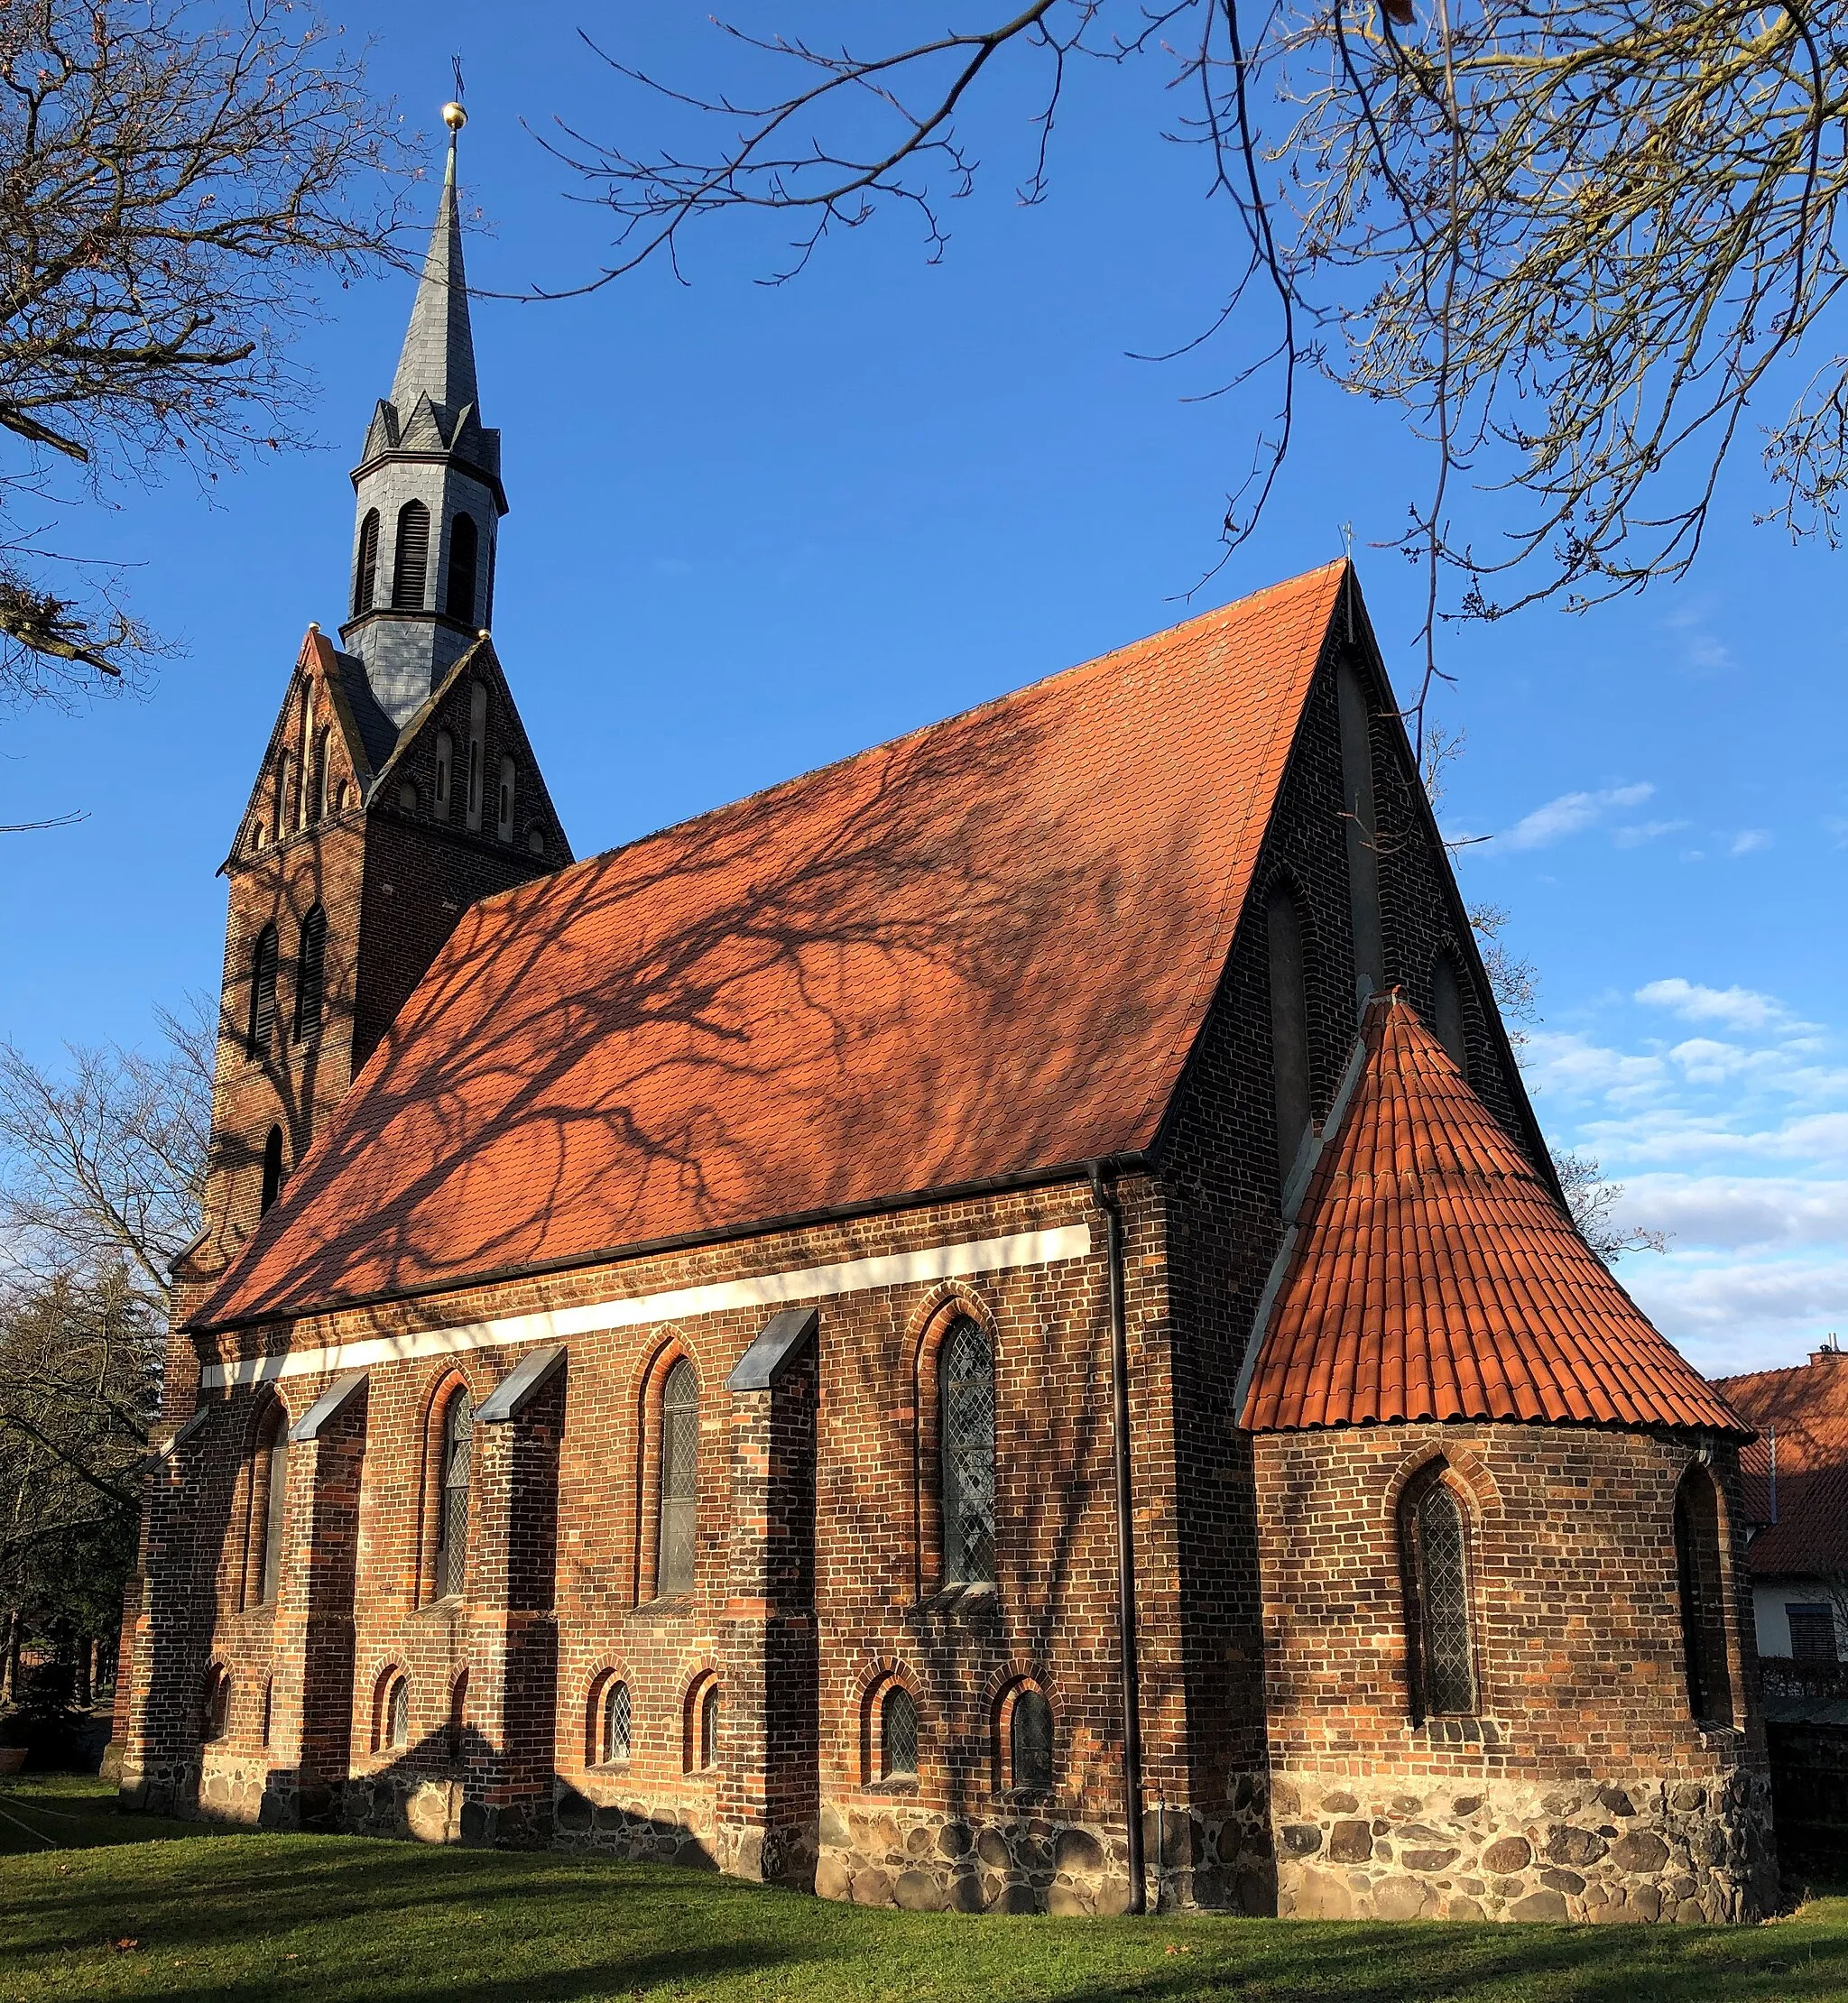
(1240, 992, 1749, 1436)
(195, 562, 1350, 1328)
(1714, 1353, 1848, 1576)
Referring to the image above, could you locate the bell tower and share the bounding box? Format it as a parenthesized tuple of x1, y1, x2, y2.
(341, 102, 505, 725)
(169, 106, 570, 1356)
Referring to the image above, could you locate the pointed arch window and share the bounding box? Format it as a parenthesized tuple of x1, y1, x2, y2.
(434, 730, 454, 822)
(1400, 1470, 1477, 1720)
(1675, 1466, 1735, 1726)
(259, 1124, 284, 1214)
(392, 500, 430, 610)
(271, 752, 291, 844)
(940, 1317, 996, 1584)
(309, 728, 330, 826)
(247, 923, 279, 1056)
(293, 904, 327, 1045)
(247, 1399, 289, 1606)
(203, 1666, 232, 1743)
(354, 509, 381, 614)
(657, 1359, 698, 1599)
(446, 512, 479, 623)
(880, 1685, 918, 1781)
(434, 1389, 473, 1601)
(1267, 884, 1312, 1185)
(599, 1679, 632, 1765)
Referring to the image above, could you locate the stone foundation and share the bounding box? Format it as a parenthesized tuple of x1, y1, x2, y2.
(551, 1783, 723, 1872)
(1272, 1768, 1777, 1924)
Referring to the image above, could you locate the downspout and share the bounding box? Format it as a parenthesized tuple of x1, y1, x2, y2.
(1088, 1159, 1147, 1915)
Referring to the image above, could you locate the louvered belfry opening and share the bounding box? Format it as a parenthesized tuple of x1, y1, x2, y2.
(445, 512, 478, 623)
(435, 1389, 473, 1600)
(392, 499, 430, 610)
(657, 1359, 698, 1598)
(294, 905, 327, 1043)
(940, 1316, 996, 1583)
(247, 923, 279, 1056)
(353, 508, 380, 614)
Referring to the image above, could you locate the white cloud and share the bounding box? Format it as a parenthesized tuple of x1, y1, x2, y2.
(1612, 818, 1689, 848)
(1729, 828, 1773, 855)
(1503, 782, 1654, 851)
(1663, 600, 1733, 674)
(1634, 977, 1790, 1031)
(1524, 1029, 1665, 1102)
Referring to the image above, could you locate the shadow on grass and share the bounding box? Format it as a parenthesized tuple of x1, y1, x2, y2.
(3, 1835, 1846, 2003)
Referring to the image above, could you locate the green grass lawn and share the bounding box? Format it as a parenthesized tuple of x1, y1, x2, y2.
(2, 1778, 1845, 2003)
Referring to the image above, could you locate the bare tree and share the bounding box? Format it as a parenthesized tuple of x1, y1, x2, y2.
(0, 0, 410, 708)
(0, 993, 210, 1315)
(546, 4, 1848, 736)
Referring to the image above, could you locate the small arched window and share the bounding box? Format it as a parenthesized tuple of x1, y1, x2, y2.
(446, 512, 479, 623)
(353, 508, 381, 614)
(496, 757, 516, 843)
(259, 1124, 284, 1215)
(1267, 883, 1311, 1185)
(247, 922, 279, 1056)
(657, 1359, 698, 1599)
(434, 1389, 474, 1601)
(940, 1317, 996, 1584)
(1431, 950, 1468, 1073)
(381, 1671, 410, 1751)
(294, 904, 327, 1045)
(1010, 1689, 1052, 1792)
(248, 1399, 289, 1606)
(434, 729, 453, 822)
(398, 780, 418, 813)
(392, 500, 430, 610)
(202, 1666, 232, 1743)
(1401, 1470, 1477, 1721)
(526, 826, 545, 859)
(448, 1670, 468, 1760)
(600, 1679, 632, 1765)
(698, 1679, 719, 1771)
(465, 681, 487, 832)
(881, 1685, 918, 1781)
(260, 1676, 273, 1749)
(1676, 1465, 1735, 1727)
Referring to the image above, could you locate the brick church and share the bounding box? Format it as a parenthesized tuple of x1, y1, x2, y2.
(116, 117, 1778, 1925)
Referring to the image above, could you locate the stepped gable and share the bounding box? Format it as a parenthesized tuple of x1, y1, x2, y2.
(1717, 1353, 1848, 1574)
(190, 560, 1348, 1328)
(1241, 990, 1748, 1436)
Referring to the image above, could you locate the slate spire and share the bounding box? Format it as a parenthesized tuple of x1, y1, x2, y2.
(390, 128, 479, 416)
(339, 105, 506, 730)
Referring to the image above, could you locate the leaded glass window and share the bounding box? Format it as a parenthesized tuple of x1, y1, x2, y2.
(1407, 1480, 1475, 1717)
(1011, 1690, 1052, 1791)
(698, 1680, 719, 1770)
(386, 1675, 409, 1749)
(601, 1680, 632, 1764)
(658, 1360, 698, 1598)
(940, 1317, 995, 1584)
(435, 1391, 473, 1600)
(881, 1686, 918, 1780)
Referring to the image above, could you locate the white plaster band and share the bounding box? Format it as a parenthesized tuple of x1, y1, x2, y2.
(200, 1222, 1094, 1392)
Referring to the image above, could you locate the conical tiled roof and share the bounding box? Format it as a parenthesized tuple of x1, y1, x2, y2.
(1240, 992, 1749, 1436)
(391, 135, 478, 414)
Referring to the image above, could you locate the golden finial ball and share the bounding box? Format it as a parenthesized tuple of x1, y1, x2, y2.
(442, 101, 467, 132)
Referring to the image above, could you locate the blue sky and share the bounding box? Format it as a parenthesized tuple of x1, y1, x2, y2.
(2, 6, 1843, 1377)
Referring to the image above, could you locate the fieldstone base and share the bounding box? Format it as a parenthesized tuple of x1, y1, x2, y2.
(815, 1800, 1133, 1915)
(551, 1785, 722, 1872)
(1272, 1768, 1776, 1923)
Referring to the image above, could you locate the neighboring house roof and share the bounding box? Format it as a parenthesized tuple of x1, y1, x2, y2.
(1714, 1352, 1848, 1576)
(192, 561, 1351, 1329)
(1240, 992, 1748, 1437)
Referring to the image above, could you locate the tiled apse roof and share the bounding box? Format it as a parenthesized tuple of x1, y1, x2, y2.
(1241, 992, 1749, 1437)
(194, 562, 1349, 1328)
(1714, 1355, 1848, 1576)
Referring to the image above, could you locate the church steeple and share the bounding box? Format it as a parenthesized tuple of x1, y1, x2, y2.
(340, 104, 507, 728)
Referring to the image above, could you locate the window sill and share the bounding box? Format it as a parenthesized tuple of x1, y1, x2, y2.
(627, 1592, 697, 1621)
(859, 1777, 919, 1798)
(908, 1582, 999, 1619)
(1416, 1714, 1502, 1747)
